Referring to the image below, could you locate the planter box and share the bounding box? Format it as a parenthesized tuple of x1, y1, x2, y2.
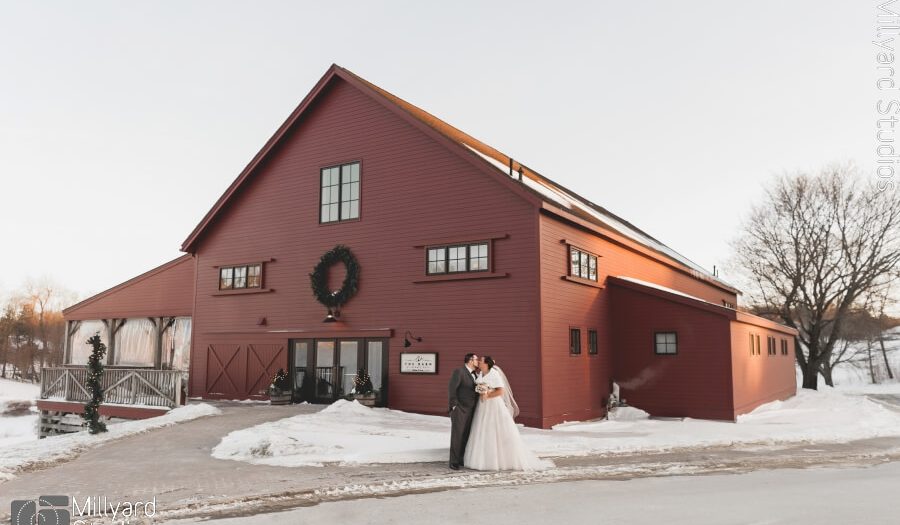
(354, 395, 376, 407)
(269, 392, 292, 405)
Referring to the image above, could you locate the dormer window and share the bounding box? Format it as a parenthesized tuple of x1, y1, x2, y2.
(320, 162, 360, 223)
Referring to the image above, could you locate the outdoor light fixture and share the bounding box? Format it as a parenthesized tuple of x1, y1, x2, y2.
(323, 308, 341, 323)
(404, 330, 423, 347)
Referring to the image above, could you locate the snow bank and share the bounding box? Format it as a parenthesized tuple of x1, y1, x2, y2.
(0, 402, 221, 482)
(212, 389, 900, 468)
(0, 377, 39, 413)
(0, 378, 41, 449)
(213, 400, 450, 466)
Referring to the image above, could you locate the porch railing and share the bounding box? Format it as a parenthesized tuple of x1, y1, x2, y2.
(40, 367, 182, 408)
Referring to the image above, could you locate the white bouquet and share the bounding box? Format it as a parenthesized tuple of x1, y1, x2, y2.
(475, 381, 491, 394)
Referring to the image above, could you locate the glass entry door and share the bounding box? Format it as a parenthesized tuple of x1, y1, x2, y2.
(290, 337, 389, 406)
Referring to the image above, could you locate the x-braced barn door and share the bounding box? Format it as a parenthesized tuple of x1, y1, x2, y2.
(205, 343, 286, 398)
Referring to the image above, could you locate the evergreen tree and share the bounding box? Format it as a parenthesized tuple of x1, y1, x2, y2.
(82, 334, 108, 434)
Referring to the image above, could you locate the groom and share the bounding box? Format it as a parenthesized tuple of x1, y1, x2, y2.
(447, 353, 480, 470)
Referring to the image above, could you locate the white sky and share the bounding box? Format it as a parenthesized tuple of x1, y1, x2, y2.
(0, 1, 875, 304)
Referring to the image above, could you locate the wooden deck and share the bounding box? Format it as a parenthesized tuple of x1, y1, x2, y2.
(38, 367, 183, 437)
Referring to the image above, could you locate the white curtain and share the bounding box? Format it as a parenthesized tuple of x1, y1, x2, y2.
(162, 317, 192, 371)
(68, 320, 108, 365)
(114, 318, 156, 366)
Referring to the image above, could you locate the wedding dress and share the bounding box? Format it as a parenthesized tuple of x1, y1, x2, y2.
(463, 367, 554, 471)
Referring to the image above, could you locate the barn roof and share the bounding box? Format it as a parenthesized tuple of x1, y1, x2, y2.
(180, 64, 738, 295)
(63, 254, 194, 320)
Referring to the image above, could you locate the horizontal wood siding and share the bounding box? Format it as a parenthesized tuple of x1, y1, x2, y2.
(190, 78, 542, 425)
(64, 256, 194, 320)
(729, 321, 796, 416)
(538, 215, 738, 426)
(608, 283, 735, 420)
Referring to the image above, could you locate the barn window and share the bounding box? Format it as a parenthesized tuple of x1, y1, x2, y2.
(588, 329, 598, 355)
(569, 246, 598, 281)
(448, 245, 467, 273)
(426, 242, 490, 275)
(654, 332, 678, 355)
(320, 162, 360, 223)
(219, 263, 263, 290)
(569, 328, 582, 355)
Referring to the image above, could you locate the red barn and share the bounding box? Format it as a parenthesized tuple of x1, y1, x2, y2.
(50, 65, 797, 429)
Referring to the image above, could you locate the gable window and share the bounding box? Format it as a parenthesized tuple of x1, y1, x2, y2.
(570, 328, 582, 355)
(219, 264, 263, 290)
(569, 246, 598, 281)
(320, 162, 360, 223)
(426, 242, 490, 275)
(654, 331, 677, 355)
(588, 329, 598, 355)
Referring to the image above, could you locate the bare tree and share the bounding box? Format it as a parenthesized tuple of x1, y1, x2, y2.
(1, 277, 76, 380)
(820, 307, 880, 386)
(732, 165, 900, 390)
(872, 283, 897, 380)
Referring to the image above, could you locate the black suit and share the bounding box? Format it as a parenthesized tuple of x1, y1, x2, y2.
(448, 366, 479, 467)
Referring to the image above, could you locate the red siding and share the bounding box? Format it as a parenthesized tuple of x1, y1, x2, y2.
(608, 282, 735, 420)
(729, 321, 796, 416)
(537, 214, 739, 427)
(189, 78, 544, 425)
(64, 255, 194, 320)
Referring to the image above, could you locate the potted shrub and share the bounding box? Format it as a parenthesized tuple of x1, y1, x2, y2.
(352, 369, 376, 407)
(268, 368, 292, 405)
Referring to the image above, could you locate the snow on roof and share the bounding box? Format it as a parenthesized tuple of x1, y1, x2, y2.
(613, 276, 725, 309)
(461, 145, 737, 292)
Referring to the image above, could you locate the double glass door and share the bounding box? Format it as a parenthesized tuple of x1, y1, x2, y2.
(291, 338, 388, 406)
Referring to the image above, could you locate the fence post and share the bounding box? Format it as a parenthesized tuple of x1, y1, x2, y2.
(174, 372, 182, 407)
(64, 370, 71, 401)
(131, 372, 138, 405)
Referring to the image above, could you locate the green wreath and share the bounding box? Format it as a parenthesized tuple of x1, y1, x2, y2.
(310, 245, 360, 309)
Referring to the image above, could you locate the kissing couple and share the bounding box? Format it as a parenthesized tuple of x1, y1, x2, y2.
(448, 353, 553, 471)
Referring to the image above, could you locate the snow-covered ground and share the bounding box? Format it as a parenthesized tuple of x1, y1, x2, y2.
(0, 402, 221, 482)
(829, 327, 900, 394)
(0, 378, 40, 449)
(212, 388, 900, 468)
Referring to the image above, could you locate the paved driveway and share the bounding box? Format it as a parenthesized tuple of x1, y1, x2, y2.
(1, 398, 899, 523)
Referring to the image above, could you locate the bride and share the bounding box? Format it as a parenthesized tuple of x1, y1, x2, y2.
(463, 356, 554, 471)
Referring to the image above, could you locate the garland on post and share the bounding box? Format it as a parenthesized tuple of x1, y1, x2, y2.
(309, 245, 360, 311)
(83, 334, 108, 434)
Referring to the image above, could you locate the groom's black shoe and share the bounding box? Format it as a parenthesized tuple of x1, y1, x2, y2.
(449, 463, 460, 470)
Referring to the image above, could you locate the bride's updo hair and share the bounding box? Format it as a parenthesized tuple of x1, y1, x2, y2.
(482, 356, 495, 370)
